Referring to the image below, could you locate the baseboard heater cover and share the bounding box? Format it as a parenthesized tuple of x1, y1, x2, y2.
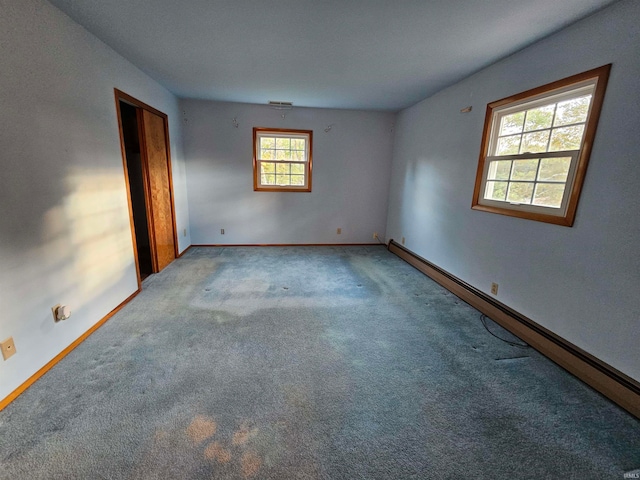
(387, 239, 640, 419)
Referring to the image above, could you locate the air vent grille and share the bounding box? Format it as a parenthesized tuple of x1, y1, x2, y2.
(268, 101, 293, 110)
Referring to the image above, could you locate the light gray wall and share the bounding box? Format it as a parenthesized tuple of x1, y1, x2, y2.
(0, 0, 190, 401)
(386, 0, 640, 381)
(182, 100, 395, 244)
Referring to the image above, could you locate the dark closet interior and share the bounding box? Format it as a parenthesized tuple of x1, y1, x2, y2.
(119, 101, 153, 279)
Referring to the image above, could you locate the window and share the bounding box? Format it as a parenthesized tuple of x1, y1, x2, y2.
(253, 128, 313, 192)
(472, 64, 610, 226)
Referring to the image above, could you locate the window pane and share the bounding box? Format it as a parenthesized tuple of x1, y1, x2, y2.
(262, 174, 275, 185)
(537, 157, 571, 182)
(291, 138, 306, 150)
(291, 175, 305, 186)
(487, 160, 511, 180)
(533, 183, 566, 208)
(292, 150, 305, 161)
(261, 162, 275, 174)
(290, 163, 305, 175)
(484, 181, 508, 201)
(276, 163, 290, 174)
(549, 125, 584, 151)
(276, 174, 290, 185)
(276, 150, 291, 161)
(507, 182, 534, 204)
(276, 138, 291, 149)
(499, 112, 525, 136)
(524, 105, 555, 132)
(495, 135, 521, 155)
(554, 95, 591, 127)
(260, 149, 275, 160)
(260, 137, 275, 149)
(520, 130, 550, 153)
(511, 159, 539, 181)
(276, 137, 291, 149)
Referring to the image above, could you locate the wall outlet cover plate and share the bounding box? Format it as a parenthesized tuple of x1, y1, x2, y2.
(52, 304, 61, 322)
(1, 337, 16, 360)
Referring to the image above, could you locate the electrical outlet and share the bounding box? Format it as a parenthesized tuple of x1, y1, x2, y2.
(337, 228, 342, 235)
(183, 228, 187, 237)
(373, 232, 378, 239)
(1, 337, 16, 360)
(220, 228, 225, 235)
(491, 283, 499, 295)
(401, 237, 405, 245)
(52, 304, 71, 322)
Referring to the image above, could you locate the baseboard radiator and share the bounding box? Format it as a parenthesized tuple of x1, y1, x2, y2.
(387, 239, 640, 419)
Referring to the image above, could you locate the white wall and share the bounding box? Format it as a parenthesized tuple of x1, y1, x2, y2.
(0, 0, 190, 401)
(182, 100, 395, 244)
(386, 0, 640, 381)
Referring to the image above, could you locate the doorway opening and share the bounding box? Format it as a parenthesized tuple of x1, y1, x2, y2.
(115, 90, 178, 286)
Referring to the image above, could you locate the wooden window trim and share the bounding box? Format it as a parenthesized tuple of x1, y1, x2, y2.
(471, 64, 611, 226)
(253, 127, 313, 192)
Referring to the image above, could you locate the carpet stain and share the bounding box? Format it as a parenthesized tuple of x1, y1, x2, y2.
(232, 423, 259, 446)
(240, 451, 262, 478)
(204, 441, 232, 463)
(186, 415, 217, 444)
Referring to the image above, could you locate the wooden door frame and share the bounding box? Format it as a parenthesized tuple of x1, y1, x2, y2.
(114, 88, 179, 286)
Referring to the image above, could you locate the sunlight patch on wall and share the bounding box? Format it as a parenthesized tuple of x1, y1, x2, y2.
(64, 168, 134, 298)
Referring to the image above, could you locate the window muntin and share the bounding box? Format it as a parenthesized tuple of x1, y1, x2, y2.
(492, 91, 593, 156)
(483, 85, 594, 214)
(253, 128, 312, 192)
(472, 65, 610, 226)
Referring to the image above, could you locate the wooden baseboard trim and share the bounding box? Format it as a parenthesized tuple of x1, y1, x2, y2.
(388, 239, 640, 419)
(177, 245, 192, 258)
(191, 243, 384, 247)
(0, 289, 140, 412)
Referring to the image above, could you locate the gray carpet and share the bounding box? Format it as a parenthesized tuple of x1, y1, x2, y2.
(0, 246, 638, 479)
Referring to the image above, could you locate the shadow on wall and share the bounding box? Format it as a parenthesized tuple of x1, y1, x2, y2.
(1, 100, 127, 247)
(400, 157, 442, 242)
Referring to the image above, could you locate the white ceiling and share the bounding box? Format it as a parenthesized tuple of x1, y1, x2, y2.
(47, 0, 619, 111)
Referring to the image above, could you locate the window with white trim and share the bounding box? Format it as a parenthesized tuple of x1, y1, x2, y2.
(253, 128, 312, 192)
(472, 65, 610, 226)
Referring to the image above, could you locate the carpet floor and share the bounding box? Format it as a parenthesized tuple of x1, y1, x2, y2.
(0, 246, 638, 479)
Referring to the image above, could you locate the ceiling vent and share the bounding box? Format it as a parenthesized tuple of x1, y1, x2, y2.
(268, 101, 293, 110)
